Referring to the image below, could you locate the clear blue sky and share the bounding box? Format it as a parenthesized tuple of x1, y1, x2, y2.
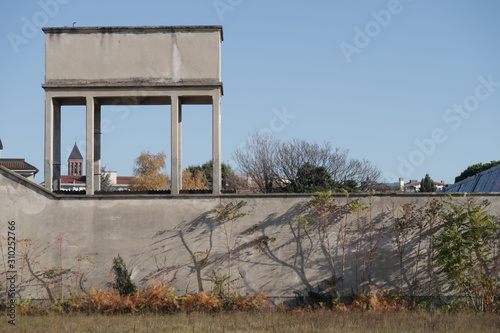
(1, 0, 499, 184)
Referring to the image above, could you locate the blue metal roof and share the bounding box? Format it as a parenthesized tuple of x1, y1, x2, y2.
(445, 165, 500, 192)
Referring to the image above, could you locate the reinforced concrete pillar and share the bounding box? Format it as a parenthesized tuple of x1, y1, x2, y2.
(212, 92, 221, 194)
(171, 95, 181, 194)
(178, 103, 183, 188)
(44, 96, 54, 191)
(53, 102, 61, 191)
(86, 96, 95, 195)
(93, 103, 101, 192)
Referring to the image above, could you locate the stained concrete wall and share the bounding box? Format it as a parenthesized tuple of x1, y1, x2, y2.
(44, 26, 222, 85)
(1, 166, 499, 301)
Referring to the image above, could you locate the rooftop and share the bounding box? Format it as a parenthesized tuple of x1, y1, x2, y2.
(42, 25, 224, 40)
(68, 143, 83, 161)
(0, 159, 39, 172)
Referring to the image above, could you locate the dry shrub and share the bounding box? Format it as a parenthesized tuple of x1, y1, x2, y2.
(141, 281, 179, 313)
(348, 288, 416, 311)
(180, 292, 221, 313)
(16, 286, 271, 315)
(87, 288, 143, 314)
(222, 293, 271, 311)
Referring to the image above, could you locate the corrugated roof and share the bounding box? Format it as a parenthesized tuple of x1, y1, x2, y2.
(446, 165, 500, 192)
(68, 143, 83, 160)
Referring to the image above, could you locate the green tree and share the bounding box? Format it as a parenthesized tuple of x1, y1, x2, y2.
(288, 163, 333, 193)
(112, 255, 137, 296)
(431, 198, 500, 311)
(129, 151, 170, 191)
(455, 160, 500, 183)
(420, 174, 437, 192)
(186, 160, 239, 190)
(100, 167, 114, 192)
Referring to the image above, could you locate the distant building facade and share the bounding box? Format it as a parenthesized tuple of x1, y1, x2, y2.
(60, 144, 131, 191)
(404, 179, 446, 193)
(0, 159, 39, 181)
(0, 139, 39, 180)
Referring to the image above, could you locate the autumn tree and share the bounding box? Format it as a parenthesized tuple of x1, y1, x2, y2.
(129, 151, 170, 191)
(182, 169, 209, 190)
(185, 160, 242, 191)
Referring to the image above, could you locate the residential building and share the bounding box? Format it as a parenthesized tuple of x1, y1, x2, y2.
(0, 139, 39, 180)
(404, 179, 447, 192)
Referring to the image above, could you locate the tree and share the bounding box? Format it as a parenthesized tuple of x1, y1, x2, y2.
(182, 169, 209, 190)
(100, 167, 114, 192)
(233, 132, 279, 193)
(186, 160, 241, 190)
(455, 160, 500, 183)
(112, 255, 137, 296)
(420, 174, 437, 192)
(289, 163, 334, 193)
(301, 191, 340, 298)
(129, 151, 170, 191)
(432, 198, 500, 311)
(233, 132, 381, 193)
(209, 201, 247, 296)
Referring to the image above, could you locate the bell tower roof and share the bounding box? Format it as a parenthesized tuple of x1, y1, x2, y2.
(68, 143, 83, 161)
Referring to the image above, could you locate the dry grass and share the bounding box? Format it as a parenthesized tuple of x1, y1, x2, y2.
(2, 311, 499, 333)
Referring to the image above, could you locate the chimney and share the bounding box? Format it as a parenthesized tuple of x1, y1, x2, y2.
(0, 138, 3, 158)
(399, 177, 404, 191)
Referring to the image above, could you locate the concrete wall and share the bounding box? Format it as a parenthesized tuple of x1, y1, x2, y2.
(1, 167, 499, 301)
(44, 26, 222, 85)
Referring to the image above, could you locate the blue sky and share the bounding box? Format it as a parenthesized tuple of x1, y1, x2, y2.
(1, 0, 499, 184)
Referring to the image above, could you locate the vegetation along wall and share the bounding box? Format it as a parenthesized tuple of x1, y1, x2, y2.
(0, 166, 499, 304)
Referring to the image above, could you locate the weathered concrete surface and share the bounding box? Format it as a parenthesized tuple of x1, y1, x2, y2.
(43, 26, 223, 85)
(42, 26, 223, 195)
(1, 166, 499, 301)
